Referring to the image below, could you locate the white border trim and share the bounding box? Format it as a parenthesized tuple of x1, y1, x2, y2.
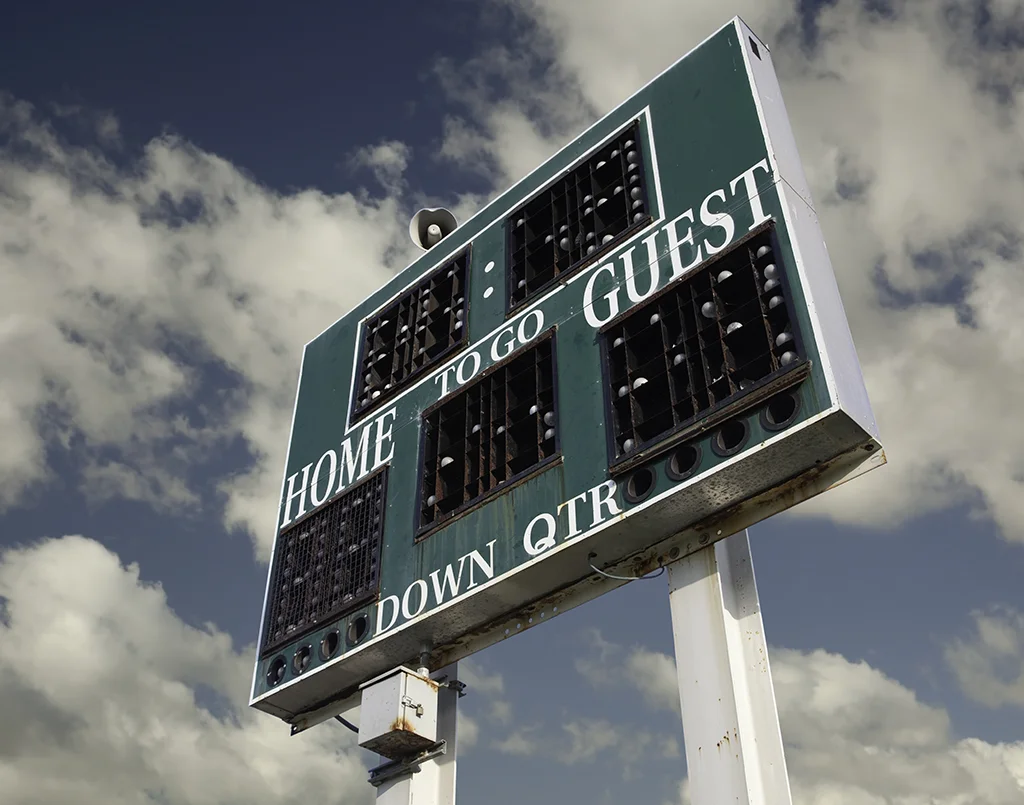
(734, 19, 841, 415)
(735, 18, 878, 438)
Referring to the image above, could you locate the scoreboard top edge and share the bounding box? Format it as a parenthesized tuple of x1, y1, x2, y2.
(302, 17, 753, 353)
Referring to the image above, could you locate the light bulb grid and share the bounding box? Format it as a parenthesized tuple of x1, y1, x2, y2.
(353, 250, 470, 421)
(261, 468, 388, 657)
(507, 122, 650, 311)
(602, 227, 804, 464)
(419, 335, 558, 535)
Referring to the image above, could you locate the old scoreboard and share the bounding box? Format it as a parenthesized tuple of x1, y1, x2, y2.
(250, 17, 883, 730)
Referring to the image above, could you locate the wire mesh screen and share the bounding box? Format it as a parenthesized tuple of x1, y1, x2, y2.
(353, 250, 470, 421)
(602, 224, 806, 466)
(419, 335, 558, 534)
(506, 121, 650, 312)
(261, 468, 388, 657)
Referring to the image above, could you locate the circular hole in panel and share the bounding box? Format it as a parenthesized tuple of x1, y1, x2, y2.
(292, 645, 312, 676)
(346, 614, 370, 647)
(712, 419, 749, 457)
(760, 391, 800, 432)
(267, 656, 287, 687)
(624, 466, 656, 504)
(319, 630, 340, 661)
(666, 443, 701, 482)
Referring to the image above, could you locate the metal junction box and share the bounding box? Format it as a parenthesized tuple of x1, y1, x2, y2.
(358, 667, 439, 760)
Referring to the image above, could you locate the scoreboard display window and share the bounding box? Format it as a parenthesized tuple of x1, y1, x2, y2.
(599, 223, 809, 471)
(418, 334, 559, 537)
(506, 122, 652, 312)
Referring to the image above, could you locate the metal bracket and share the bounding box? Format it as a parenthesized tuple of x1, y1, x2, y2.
(367, 740, 448, 787)
(430, 675, 467, 698)
(445, 680, 467, 698)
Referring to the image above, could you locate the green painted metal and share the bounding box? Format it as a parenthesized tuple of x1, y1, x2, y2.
(251, 22, 838, 705)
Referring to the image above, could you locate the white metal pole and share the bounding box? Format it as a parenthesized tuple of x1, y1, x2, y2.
(373, 662, 459, 805)
(666, 530, 793, 805)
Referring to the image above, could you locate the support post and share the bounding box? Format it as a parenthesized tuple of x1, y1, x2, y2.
(372, 662, 459, 805)
(666, 530, 793, 805)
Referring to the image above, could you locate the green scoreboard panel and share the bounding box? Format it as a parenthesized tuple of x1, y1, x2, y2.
(250, 17, 884, 730)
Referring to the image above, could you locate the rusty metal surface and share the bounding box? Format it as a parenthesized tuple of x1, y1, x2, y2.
(363, 724, 435, 761)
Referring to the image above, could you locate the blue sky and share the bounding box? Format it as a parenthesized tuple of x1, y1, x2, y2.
(1, 2, 1023, 804)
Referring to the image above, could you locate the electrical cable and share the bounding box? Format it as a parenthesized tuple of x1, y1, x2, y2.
(334, 715, 359, 734)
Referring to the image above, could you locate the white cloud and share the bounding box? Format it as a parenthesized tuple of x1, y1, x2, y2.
(348, 140, 412, 194)
(4, 0, 1024, 561)
(574, 629, 679, 713)
(559, 718, 621, 764)
(458, 712, 481, 753)
(945, 606, 1024, 709)
(490, 715, 678, 773)
(777, 649, 1024, 804)
(438, 0, 1024, 543)
(578, 634, 1024, 804)
(459, 658, 506, 697)
(5, 5, 1024, 802)
(492, 725, 542, 756)
(0, 535, 371, 805)
(458, 658, 516, 733)
(0, 94, 419, 560)
(434, 45, 595, 189)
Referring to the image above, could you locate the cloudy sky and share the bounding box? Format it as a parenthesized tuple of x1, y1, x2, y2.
(1, 1, 1024, 803)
